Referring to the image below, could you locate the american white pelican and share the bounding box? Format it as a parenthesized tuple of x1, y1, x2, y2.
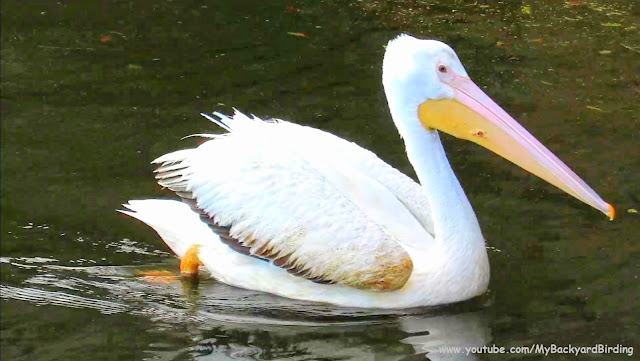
(120, 35, 613, 308)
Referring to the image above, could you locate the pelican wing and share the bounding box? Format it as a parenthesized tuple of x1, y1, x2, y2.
(206, 112, 435, 244)
(273, 121, 435, 241)
(153, 112, 435, 291)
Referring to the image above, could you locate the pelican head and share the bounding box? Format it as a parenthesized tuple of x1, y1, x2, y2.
(383, 34, 613, 219)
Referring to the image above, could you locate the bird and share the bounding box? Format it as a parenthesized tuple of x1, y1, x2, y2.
(120, 34, 614, 309)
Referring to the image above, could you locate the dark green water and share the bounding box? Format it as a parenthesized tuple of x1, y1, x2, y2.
(1, 0, 639, 360)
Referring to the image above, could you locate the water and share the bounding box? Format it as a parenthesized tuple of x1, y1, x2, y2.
(1, 0, 638, 359)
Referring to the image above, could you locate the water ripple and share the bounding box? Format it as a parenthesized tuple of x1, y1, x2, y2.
(0, 284, 128, 315)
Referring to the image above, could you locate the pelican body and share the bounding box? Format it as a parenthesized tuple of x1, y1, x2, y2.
(121, 35, 613, 308)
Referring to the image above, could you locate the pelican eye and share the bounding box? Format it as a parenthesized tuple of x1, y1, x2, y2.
(438, 65, 447, 73)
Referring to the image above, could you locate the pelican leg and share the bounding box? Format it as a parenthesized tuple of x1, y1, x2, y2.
(180, 244, 203, 277)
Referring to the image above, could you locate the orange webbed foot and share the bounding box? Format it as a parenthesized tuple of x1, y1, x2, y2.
(180, 245, 203, 278)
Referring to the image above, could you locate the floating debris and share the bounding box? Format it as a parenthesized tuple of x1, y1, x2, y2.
(586, 105, 605, 112)
(287, 32, 308, 38)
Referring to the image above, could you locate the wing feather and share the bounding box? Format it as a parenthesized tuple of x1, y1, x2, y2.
(153, 112, 435, 291)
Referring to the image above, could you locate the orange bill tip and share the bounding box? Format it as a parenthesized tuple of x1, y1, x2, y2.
(607, 203, 615, 221)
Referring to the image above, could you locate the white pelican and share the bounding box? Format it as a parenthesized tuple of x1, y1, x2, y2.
(120, 35, 614, 308)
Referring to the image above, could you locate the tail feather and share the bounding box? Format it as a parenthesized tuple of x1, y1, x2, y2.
(125, 111, 276, 257)
(119, 200, 219, 257)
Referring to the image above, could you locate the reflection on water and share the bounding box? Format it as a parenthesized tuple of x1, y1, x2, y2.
(1, 255, 490, 360)
(1, 0, 638, 359)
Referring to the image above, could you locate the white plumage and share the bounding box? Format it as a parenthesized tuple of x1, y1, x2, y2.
(120, 35, 611, 308)
(122, 108, 489, 308)
(157, 113, 437, 289)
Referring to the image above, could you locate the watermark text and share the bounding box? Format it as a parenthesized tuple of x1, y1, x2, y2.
(437, 344, 633, 357)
